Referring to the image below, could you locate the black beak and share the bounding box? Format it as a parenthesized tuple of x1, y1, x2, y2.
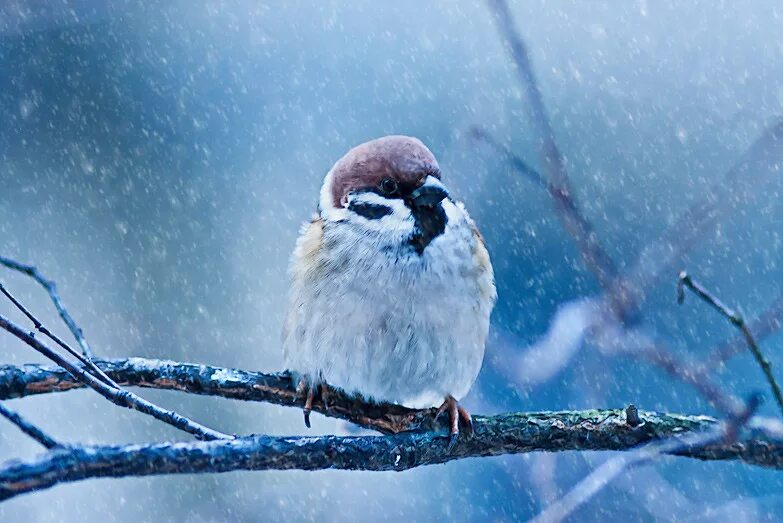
(410, 176, 449, 207)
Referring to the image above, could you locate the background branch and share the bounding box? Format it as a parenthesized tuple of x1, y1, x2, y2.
(531, 395, 761, 523)
(678, 272, 783, 417)
(707, 291, 783, 368)
(619, 120, 783, 311)
(469, 126, 547, 189)
(0, 282, 117, 389)
(486, 0, 621, 300)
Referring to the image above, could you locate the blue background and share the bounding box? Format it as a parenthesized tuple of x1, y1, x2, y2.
(1, 1, 783, 520)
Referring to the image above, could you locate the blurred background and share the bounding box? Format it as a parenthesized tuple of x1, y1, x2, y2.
(1, 0, 783, 521)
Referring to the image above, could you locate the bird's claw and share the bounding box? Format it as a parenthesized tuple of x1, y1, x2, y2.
(457, 404, 473, 435)
(439, 395, 472, 452)
(447, 433, 459, 452)
(303, 386, 314, 428)
(435, 400, 449, 422)
(298, 379, 330, 428)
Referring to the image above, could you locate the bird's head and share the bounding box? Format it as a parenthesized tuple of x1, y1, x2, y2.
(319, 135, 452, 254)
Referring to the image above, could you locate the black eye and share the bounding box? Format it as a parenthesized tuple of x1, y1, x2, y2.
(379, 178, 399, 195)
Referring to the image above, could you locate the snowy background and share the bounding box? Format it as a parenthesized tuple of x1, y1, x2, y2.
(1, 1, 783, 520)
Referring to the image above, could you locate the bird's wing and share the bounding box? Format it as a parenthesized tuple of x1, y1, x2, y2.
(471, 224, 497, 307)
(282, 215, 325, 345)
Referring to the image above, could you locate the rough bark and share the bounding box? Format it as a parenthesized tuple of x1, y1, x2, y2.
(0, 358, 440, 435)
(1, 358, 782, 501)
(1, 406, 781, 501)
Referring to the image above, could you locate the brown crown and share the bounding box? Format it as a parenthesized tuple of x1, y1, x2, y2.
(329, 135, 441, 207)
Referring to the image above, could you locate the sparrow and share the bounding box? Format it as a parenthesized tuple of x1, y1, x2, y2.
(282, 135, 496, 446)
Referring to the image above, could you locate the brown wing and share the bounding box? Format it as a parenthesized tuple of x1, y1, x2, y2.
(471, 224, 497, 307)
(282, 215, 324, 344)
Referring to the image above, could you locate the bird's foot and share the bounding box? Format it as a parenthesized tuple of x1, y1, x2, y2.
(436, 395, 473, 451)
(296, 378, 331, 428)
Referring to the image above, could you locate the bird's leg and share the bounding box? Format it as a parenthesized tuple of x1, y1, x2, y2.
(437, 395, 471, 451)
(457, 405, 473, 434)
(447, 397, 459, 448)
(297, 377, 331, 428)
(435, 400, 450, 421)
(296, 377, 318, 428)
(303, 386, 315, 428)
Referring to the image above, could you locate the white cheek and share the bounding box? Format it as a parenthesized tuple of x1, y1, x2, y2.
(346, 192, 415, 234)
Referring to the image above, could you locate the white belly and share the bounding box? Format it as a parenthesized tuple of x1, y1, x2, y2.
(283, 202, 494, 408)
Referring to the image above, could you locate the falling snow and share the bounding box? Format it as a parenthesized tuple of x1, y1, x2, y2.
(2, 1, 783, 521)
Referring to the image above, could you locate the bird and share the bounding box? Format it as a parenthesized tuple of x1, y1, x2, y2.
(282, 135, 496, 447)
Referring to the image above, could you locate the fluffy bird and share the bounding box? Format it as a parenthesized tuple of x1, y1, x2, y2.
(283, 135, 496, 444)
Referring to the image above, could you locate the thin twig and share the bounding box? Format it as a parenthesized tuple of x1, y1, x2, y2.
(0, 255, 94, 358)
(584, 305, 744, 416)
(633, 344, 741, 417)
(0, 282, 118, 389)
(468, 126, 547, 188)
(0, 402, 61, 449)
(0, 313, 232, 441)
(678, 271, 783, 417)
(485, 0, 620, 301)
(707, 291, 783, 369)
(617, 120, 783, 314)
(531, 395, 762, 523)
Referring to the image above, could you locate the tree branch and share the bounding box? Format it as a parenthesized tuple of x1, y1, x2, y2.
(0, 407, 781, 501)
(0, 314, 232, 441)
(0, 358, 442, 435)
(707, 291, 783, 369)
(0, 282, 118, 389)
(531, 395, 762, 523)
(619, 120, 783, 313)
(469, 126, 547, 189)
(678, 272, 783, 417)
(0, 402, 61, 450)
(0, 255, 94, 359)
(486, 0, 621, 300)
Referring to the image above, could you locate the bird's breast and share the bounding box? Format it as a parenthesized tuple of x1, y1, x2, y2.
(284, 200, 495, 407)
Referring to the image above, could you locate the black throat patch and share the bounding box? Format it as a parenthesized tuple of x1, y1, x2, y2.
(408, 203, 447, 255)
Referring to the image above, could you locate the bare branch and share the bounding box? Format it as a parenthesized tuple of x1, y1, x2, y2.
(0, 255, 94, 359)
(482, 4, 783, 330)
(0, 358, 442, 435)
(468, 126, 547, 189)
(618, 120, 783, 312)
(631, 340, 742, 416)
(485, 0, 621, 299)
(707, 292, 783, 369)
(0, 358, 779, 464)
(0, 402, 61, 450)
(491, 299, 744, 416)
(678, 272, 783, 417)
(0, 282, 118, 389)
(0, 314, 232, 441)
(531, 395, 762, 523)
(0, 407, 780, 502)
(0, 357, 768, 449)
